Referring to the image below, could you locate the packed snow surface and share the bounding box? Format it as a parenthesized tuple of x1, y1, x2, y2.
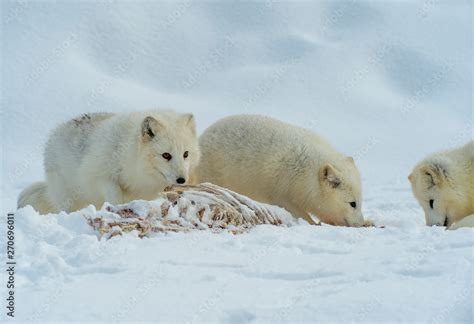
(1, 0, 473, 322)
(11, 203, 474, 322)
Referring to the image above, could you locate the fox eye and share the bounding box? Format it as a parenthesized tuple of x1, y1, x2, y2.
(183, 151, 189, 159)
(429, 199, 434, 209)
(350, 201, 356, 209)
(162, 153, 172, 161)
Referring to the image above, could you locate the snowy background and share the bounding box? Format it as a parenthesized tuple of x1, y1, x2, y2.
(1, 0, 473, 322)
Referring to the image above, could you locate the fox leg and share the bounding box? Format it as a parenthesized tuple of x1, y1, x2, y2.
(285, 203, 319, 225)
(99, 181, 124, 205)
(448, 215, 474, 230)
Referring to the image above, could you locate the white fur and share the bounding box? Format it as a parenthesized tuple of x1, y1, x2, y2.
(409, 141, 473, 229)
(448, 215, 474, 230)
(17, 181, 56, 214)
(197, 115, 372, 227)
(18, 111, 200, 214)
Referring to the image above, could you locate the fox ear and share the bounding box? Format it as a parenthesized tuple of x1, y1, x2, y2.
(141, 116, 162, 141)
(408, 173, 414, 182)
(181, 113, 196, 135)
(319, 163, 342, 189)
(420, 163, 447, 187)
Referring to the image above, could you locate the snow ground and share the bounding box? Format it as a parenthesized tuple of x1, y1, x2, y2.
(11, 197, 474, 322)
(1, 0, 473, 322)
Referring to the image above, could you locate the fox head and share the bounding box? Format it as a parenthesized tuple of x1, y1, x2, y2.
(140, 113, 200, 188)
(310, 157, 366, 227)
(409, 159, 471, 227)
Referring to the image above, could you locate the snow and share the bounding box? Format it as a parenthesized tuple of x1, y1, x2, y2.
(1, 0, 473, 322)
(10, 205, 474, 322)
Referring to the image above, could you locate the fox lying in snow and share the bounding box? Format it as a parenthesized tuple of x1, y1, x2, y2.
(18, 111, 200, 214)
(197, 114, 373, 227)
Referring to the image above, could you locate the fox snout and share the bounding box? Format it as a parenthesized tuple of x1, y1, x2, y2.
(425, 211, 449, 227)
(426, 216, 449, 227)
(161, 173, 188, 186)
(344, 213, 366, 227)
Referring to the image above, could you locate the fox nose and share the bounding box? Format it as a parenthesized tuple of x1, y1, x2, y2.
(176, 177, 186, 184)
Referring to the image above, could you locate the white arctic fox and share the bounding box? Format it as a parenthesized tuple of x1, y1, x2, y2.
(18, 111, 200, 214)
(409, 141, 473, 230)
(197, 115, 373, 227)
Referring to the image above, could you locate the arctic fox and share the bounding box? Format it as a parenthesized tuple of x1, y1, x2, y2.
(409, 141, 473, 230)
(18, 111, 200, 214)
(197, 115, 372, 227)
